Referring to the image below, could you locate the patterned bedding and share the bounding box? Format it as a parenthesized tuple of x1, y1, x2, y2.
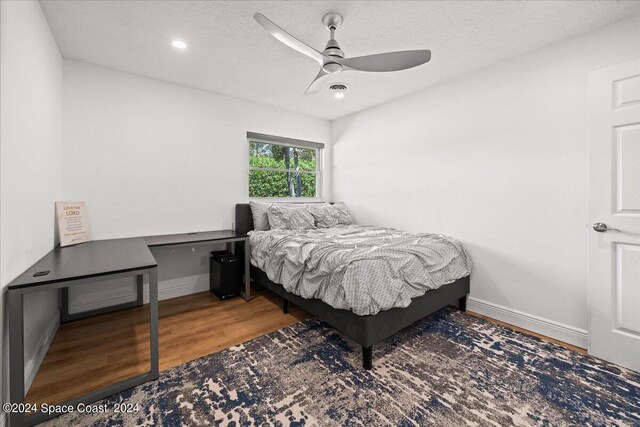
(249, 225, 472, 316)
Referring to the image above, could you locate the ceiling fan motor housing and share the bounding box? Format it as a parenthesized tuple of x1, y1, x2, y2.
(324, 39, 344, 58)
(322, 13, 345, 73)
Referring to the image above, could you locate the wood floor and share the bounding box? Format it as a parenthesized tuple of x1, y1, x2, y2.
(26, 286, 585, 405)
(26, 286, 309, 405)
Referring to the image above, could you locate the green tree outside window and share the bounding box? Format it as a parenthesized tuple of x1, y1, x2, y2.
(249, 141, 318, 198)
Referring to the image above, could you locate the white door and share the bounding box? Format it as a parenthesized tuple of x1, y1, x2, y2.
(588, 58, 640, 372)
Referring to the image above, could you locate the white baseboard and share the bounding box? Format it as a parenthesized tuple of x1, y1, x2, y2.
(467, 297, 588, 349)
(68, 280, 210, 315)
(149, 280, 210, 303)
(24, 311, 60, 394)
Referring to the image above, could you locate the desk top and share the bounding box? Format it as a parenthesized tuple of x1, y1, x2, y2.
(144, 230, 247, 247)
(7, 238, 157, 290)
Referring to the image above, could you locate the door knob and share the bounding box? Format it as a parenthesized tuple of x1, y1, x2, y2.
(593, 222, 620, 232)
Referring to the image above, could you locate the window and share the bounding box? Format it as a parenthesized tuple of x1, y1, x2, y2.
(248, 132, 323, 199)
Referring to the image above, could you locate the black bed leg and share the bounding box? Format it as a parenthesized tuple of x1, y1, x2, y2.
(283, 298, 289, 314)
(363, 346, 373, 370)
(459, 295, 468, 312)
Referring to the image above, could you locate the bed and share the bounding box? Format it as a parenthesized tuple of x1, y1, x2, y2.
(235, 203, 471, 369)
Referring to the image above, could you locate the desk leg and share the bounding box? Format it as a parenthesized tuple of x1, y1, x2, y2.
(243, 239, 251, 301)
(61, 287, 70, 323)
(136, 274, 144, 306)
(8, 289, 25, 427)
(149, 267, 159, 378)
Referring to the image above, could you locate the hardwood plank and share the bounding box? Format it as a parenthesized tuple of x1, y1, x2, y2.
(26, 285, 308, 405)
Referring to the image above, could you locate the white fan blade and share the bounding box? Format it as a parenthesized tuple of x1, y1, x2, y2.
(254, 13, 324, 66)
(304, 68, 329, 95)
(341, 50, 431, 72)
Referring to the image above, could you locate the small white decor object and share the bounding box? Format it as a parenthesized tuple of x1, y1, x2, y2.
(55, 201, 91, 247)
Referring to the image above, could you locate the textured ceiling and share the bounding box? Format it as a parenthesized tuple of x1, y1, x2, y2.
(40, 1, 640, 121)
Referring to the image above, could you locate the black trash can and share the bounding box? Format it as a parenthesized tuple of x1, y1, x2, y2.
(209, 250, 242, 300)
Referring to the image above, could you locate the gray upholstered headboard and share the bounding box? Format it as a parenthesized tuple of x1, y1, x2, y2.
(235, 202, 332, 235)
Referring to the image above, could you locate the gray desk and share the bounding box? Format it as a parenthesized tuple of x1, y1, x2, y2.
(60, 230, 251, 323)
(7, 238, 159, 427)
(144, 230, 251, 301)
(7, 230, 250, 426)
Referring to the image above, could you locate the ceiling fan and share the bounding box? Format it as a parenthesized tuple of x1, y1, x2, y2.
(254, 12, 431, 95)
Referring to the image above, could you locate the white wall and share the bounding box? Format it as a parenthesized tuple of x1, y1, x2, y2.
(0, 0, 63, 403)
(62, 61, 331, 311)
(332, 15, 640, 346)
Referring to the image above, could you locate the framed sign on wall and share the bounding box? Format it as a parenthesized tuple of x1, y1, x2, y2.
(55, 201, 91, 247)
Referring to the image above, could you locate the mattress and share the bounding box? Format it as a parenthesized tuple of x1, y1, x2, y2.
(249, 224, 472, 316)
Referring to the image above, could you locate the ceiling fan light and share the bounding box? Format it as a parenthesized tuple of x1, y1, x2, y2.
(322, 62, 342, 74)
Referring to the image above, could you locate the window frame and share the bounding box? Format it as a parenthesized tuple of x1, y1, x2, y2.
(247, 132, 324, 201)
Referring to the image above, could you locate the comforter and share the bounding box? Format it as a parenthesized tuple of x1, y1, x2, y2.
(249, 225, 472, 316)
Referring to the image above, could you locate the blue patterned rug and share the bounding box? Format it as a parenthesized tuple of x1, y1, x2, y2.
(41, 308, 640, 426)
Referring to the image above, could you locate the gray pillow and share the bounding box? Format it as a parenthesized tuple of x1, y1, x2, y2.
(267, 204, 316, 230)
(249, 202, 329, 231)
(309, 202, 352, 228)
(249, 201, 271, 231)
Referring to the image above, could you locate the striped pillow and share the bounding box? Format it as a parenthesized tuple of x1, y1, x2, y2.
(267, 204, 316, 230)
(249, 201, 329, 231)
(309, 202, 352, 228)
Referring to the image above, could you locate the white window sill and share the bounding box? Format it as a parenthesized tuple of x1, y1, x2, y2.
(248, 197, 326, 203)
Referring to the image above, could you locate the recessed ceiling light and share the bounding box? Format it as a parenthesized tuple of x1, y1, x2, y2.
(171, 40, 187, 50)
(329, 83, 347, 99)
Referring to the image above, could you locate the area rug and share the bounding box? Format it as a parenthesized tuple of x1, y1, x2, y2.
(40, 307, 640, 426)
